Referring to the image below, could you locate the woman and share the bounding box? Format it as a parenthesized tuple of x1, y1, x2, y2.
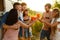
(2, 9, 36, 40)
(50, 9, 60, 40)
(23, 9, 32, 40)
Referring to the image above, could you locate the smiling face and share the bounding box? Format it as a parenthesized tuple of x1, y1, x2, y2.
(52, 11, 58, 17)
(15, 5, 22, 11)
(52, 9, 59, 18)
(22, 5, 27, 11)
(45, 6, 50, 12)
(45, 3, 51, 12)
(24, 10, 29, 15)
(21, 2, 27, 11)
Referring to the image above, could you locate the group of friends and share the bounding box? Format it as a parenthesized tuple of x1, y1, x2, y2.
(0, 2, 60, 40)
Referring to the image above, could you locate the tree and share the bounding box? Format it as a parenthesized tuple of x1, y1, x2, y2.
(52, 0, 60, 9)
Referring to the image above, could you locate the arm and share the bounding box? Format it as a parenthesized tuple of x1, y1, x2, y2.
(3, 24, 19, 29)
(44, 21, 58, 27)
(26, 19, 31, 24)
(19, 20, 37, 28)
(1, 12, 9, 24)
(51, 22, 58, 27)
(39, 19, 52, 26)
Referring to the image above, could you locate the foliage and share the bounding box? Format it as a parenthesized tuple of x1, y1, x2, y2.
(28, 8, 43, 36)
(32, 21, 43, 36)
(28, 8, 37, 17)
(52, 0, 60, 9)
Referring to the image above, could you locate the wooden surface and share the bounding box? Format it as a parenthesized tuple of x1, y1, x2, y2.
(0, 0, 4, 11)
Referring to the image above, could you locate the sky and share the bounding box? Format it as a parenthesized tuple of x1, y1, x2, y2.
(13, 0, 54, 12)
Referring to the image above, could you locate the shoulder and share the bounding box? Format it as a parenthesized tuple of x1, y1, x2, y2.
(56, 18, 60, 22)
(3, 12, 9, 15)
(2, 12, 9, 17)
(3, 24, 9, 27)
(16, 21, 21, 25)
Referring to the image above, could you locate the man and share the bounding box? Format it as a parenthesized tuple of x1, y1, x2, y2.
(40, 3, 52, 40)
(1, 2, 22, 40)
(19, 2, 27, 40)
(1, 2, 22, 25)
(19, 2, 32, 40)
(21, 2, 27, 11)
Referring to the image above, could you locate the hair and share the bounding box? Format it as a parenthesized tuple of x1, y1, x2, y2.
(5, 9, 18, 25)
(13, 2, 21, 9)
(52, 9, 60, 33)
(45, 3, 51, 9)
(53, 9, 60, 18)
(23, 9, 28, 17)
(21, 2, 27, 6)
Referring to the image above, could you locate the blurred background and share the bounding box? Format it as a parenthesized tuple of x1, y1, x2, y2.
(0, 0, 60, 40)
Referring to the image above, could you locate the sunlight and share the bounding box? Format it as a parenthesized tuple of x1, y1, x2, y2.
(12, 0, 54, 12)
(22, 0, 54, 12)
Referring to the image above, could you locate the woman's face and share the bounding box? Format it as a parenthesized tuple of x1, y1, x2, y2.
(25, 11, 28, 15)
(52, 11, 58, 17)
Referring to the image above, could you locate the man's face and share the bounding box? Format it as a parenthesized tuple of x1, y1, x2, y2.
(22, 5, 27, 11)
(15, 5, 22, 11)
(45, 6, 50, 12)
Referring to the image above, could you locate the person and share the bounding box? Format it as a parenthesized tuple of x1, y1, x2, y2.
(18, 2, 27, 40)
(1, 2, 22, 24)
(39, 3, 52, 40)
(2, 9, 36, 40)
(21, 2, 27, 11)
(50, 9, 60, 40)
(23, 9, 32, 40)
(1, 2, 22, 40)
(39, 9, 60, 40)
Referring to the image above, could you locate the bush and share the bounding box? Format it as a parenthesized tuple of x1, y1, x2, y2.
(32, 20, 43, 36)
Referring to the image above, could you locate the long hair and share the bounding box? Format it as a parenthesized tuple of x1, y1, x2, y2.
(23, 9, 28, 17)
(53, 9, 60, 18)
(52, 9, 60, 33)
(5, 9, 18, 25)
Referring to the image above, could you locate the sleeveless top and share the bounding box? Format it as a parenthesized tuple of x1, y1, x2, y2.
(23, 16, 32, 32)
(23, 16, 30, 24)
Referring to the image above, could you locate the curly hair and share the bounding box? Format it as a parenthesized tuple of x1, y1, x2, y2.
(5, 9, 18, 25)
(45, 3, 51, 9)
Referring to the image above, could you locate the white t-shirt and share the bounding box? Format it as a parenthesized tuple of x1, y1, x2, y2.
(19, 12, 23, 21)
(18, 11, 23, 21)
